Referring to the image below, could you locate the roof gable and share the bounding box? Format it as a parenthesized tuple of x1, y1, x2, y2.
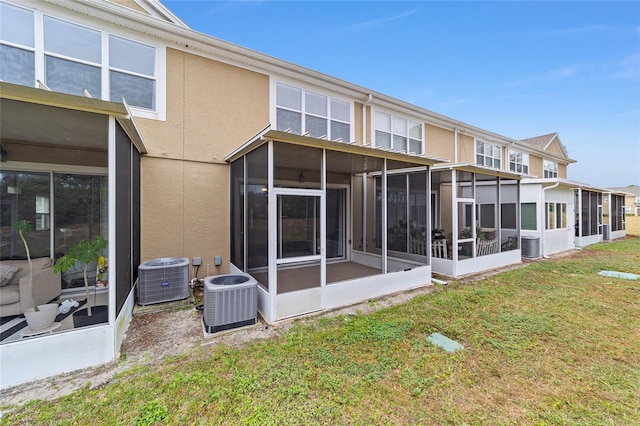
(520, 132, 569, 159)
(106, 0, 189, 28)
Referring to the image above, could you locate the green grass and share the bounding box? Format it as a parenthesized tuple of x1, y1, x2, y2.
(2, 237, 640, 425)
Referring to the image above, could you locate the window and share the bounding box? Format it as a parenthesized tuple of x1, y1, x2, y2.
(35, 195, 50, 231)
(543, 160, 558, 178)
(477, 204, 496, 228)
(275, 82, 351, 142)
(546, 202, 566, 230)
(0, 2, 158, 111)
(521, 203, 537, 230)
(373, 111, 422, 154)
(501, 203, 517, 229)
(44, 16, 102, 98)
(509, 150, 529, 174)
(0, 2, 35, 86)
(109, 35, 156, 109)
(476, 140, 501, 169)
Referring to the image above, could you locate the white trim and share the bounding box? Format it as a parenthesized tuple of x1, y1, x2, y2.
(108, 116, 116, 326)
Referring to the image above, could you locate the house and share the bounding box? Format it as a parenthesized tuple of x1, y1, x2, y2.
(0, 0, 617, 388)
(607, 185, 640, 216)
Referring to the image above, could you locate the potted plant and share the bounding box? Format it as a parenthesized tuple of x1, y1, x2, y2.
(12, 220, 58, 331)
(53, 236, 108, 327)
(431, 228, 445, 240)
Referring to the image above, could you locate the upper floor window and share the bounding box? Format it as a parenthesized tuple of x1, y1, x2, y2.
(276, 82, 351, 142)
(543, 160, 558, 178)
(0, 2, 157, 112)
(509, 150, 529, 174)
(476, 140, 501, 169)
(374, 111, 422, 154)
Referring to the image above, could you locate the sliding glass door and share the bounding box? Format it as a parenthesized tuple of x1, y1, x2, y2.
(0, 170, 107, 289)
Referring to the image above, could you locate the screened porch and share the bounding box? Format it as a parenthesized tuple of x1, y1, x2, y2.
(0, 82, 143, 388)
(226, 129, 439, 322)
(430, 164, 522, 278)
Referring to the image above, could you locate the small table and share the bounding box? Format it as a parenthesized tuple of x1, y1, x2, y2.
(20, 322, 61, 338)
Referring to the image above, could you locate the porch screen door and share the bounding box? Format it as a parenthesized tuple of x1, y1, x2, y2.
(275, 191, 324, 319)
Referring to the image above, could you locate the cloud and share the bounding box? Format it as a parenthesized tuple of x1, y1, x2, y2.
(506, 64, 581, 88)
(533, 25, 629, 36)
(342, 9, 418, 33)
(608, 52, 640, 79)
(546, 65, 581, 80)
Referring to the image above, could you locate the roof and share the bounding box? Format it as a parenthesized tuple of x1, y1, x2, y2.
(225, 127, 445, 173)
(520, 133, 557, 150)
(607, 185, 640, 197)
(521, 177, 625, 193)
(0, 81, 147, 154)
(519, 132, 571, 160)
(431, 163, 523, 180)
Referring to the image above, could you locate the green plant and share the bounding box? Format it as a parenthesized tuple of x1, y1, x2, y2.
(12, 220, 38, 311)
(431, 228, 445, 240)
(53, 236, 107, 316)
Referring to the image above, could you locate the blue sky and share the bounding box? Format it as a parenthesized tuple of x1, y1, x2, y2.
(164, 0, 640, 188)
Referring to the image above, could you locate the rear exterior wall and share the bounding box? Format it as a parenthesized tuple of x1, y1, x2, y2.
(135, 47, 269, 270)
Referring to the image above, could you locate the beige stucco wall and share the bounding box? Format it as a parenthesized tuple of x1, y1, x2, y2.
(354, 102, 363, 144)
(558, 163, 567, 179)
(425, 124, 454, 161)
(458, 134, 475, 163)
(529, 155, 543, 178)
(136, 47, 269, 271)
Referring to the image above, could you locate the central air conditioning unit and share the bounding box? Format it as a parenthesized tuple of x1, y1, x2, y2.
(203, 273, 257, 333)
(138, 257, 190, 305)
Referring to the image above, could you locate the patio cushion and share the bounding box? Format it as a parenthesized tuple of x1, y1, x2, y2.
(0, 265, 19, 287)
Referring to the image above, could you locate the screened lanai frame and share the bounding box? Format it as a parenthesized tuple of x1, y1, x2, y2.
(226, 128, 440, 322)
(430, 163, 522, 278)
(0, 82, 143, 389)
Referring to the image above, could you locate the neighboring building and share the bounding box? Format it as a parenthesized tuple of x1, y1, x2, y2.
(0, 0, 622, 388)
(607, 185, 640, 216)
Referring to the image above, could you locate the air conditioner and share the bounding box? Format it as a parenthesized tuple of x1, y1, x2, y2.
(203, 273, 257, 333)
(138, 257, 190, 305)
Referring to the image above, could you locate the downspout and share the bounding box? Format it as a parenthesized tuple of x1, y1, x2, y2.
(541, 181, 560, 258)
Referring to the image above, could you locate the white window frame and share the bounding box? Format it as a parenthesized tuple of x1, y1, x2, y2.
(273, 81, 353, 142)
(476, 139, 502, 169)
(545, 202, 567, 230)
(373, 110, 423, 154)
(508, 149, 529, 174)
(0, 1, 165, 121)
(543, 160, 558, 178)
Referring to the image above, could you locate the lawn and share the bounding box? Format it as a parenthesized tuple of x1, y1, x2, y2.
(2, 238, 640, 425)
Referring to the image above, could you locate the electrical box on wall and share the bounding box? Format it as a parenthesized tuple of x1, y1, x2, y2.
(193, 257, 202, 266)
(214, 256, 222, 266)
